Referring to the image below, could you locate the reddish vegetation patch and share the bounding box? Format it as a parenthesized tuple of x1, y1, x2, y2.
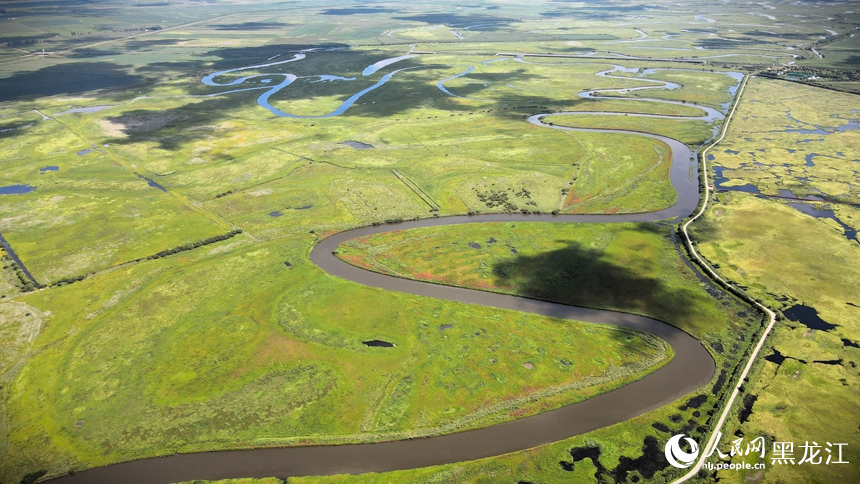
(234, 332, 310, 379)
(605, 207, 620, 213)
(563, 191, 581, 208)
(509, 407, 531, 418)
(468, 280, 496, 290)
(342, 255, 373, 269)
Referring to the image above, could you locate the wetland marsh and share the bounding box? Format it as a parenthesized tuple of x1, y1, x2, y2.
(0, 1, 857, 483)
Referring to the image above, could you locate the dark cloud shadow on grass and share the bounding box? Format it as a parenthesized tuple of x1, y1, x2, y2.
(6, 43, 559, 152)
(322, 7, 399, 16)
(828, 54, 860, 69)
(542, 4, 650, 20)
(431, 68, 543, 98)
(122, 38, 190, 48)
(0, 61, 144, 102)
(274, 62, 560, 119)
(684, 213, 721, 245)
(99, 42, 354, 79)
(540, 10, 574, 19)
(490, 224, 702, 327)
(0, 121, 38, 140)
(694, 38, 761, 49)
(0, 33, 57, 45)
(64, 39, 187, 57)
(742, 31, 810, 40)
(100, 95, 261, 153)
(394, 13, 515, 27)
(2, 0, 97, 10)
(200, 42, 350, 68)
(0, 0, 119, 18)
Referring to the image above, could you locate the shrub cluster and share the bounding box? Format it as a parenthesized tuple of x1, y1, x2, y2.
(49, 229, 244, 288)
(147, 229, 243, 260)
(1, 253, 37, 292)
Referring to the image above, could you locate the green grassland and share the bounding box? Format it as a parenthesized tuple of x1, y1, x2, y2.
(692, 194, 860, 484)
(290, 394, 719, 484)
(610, 69, 741, 108)
(336, 222, 739, 338)
(568, 98, 707, 117)
(689, 77, 860, 483)
(0, 261, 19, 298)
(37, 52, 716, 228)
(1, 1, 857, 483)
(804, 30, 860, 71)
(0, 111, 230, 284)
(317, 222, 767, 483)
(547, 113, 717, 149)
(0, 231, 669, 481)
(183, 391, 728, 484)
(0, 39, 746, 284)
(708, 77, 859, 204)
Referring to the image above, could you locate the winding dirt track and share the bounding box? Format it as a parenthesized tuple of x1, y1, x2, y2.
(47, 63, 734, 484)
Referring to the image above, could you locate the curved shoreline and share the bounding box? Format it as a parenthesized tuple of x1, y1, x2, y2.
(50, 228, 714, 483)
(45, 59, 744, 484)
(671, 76, 778, 484)
(201, 53, 421, 119)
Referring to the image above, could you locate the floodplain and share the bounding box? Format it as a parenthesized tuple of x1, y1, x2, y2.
(0, 1, 858, 483)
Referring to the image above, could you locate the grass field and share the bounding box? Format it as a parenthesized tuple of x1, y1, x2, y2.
(693, 193, 860, 484)
(611, 69, 742, 108)
(564, 98, 708, 117)
(689, 76, 860, 483)
(209, 386, 747, 484)
(547, 114, 717, 149)
(1, 1, 857, 483)
(707, 77, 860, 205)
(0, 232, 672, 481)
(336, 222, 740, 338)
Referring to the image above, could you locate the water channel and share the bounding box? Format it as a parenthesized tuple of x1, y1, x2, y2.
(48, 50, 743, 484)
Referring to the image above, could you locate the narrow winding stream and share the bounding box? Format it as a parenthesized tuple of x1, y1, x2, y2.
(47, 52, 744, 484)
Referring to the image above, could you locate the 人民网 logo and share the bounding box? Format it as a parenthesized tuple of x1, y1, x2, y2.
(665, 434, 700, 469)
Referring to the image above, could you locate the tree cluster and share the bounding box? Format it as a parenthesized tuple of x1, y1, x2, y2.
(111, 25, 163, 32)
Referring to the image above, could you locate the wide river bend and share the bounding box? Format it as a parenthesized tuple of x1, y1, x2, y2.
(48, 55, 742, 484)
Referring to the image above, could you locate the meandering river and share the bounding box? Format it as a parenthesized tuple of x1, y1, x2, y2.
(201, 53, 417, 118)
(47, 52, 745, 484)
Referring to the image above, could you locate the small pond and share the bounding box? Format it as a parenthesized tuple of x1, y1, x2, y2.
(0, 184, 35, 195)
(783, 304, 837, 331)
(363, 340, 395, 347)
(340, 140, 373, 149)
